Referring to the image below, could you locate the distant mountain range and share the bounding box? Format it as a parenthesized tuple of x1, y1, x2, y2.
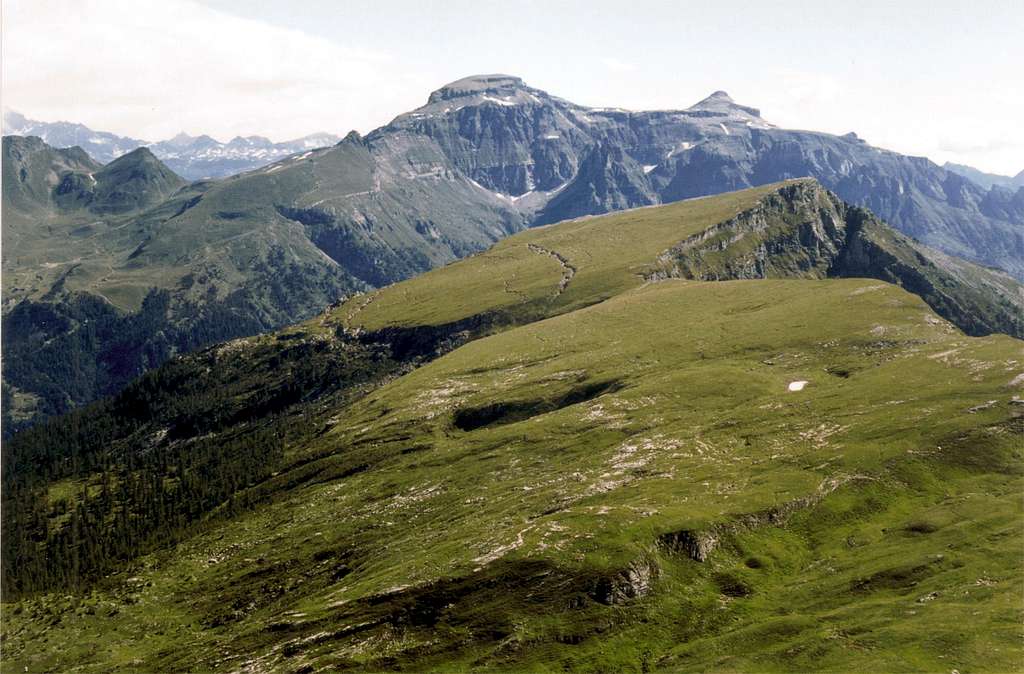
(2, 110, 340, 180)
(3, 74, 1023, 431)
(943, 161, 1024, 191)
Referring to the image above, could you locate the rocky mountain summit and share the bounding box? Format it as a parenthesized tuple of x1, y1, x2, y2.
(368, 75, 1023, 278)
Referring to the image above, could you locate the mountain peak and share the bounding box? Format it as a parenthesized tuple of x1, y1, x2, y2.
(428, 74, 528, 103)
(688, 90, 763, 119)
(110, 145, 161, 164)
(90, 147, 186, 214)
(167, 132, 197, 147)
(110, 145, 155, 161)
(3, 109, 30, 134)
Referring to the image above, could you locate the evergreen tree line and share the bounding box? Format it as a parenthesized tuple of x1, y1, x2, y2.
(2, 322, 401, 600)
(2, 425, 283, 597)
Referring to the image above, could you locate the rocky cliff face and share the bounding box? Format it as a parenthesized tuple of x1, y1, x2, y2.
(650, 180, 1023, 338)
(378, 76, 1023, 279)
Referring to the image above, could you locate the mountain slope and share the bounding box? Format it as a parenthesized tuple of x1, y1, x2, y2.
(3, 183, 1021, 670)
(0, 138, 355, 429)
(1, 135, 101, 222)
(66, 147, 188, 214)
(1, 133, 524, 431)
(5, 75, 1024, 429)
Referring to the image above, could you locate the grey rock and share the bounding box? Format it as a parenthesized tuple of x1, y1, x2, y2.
(592, 557, 659, 605)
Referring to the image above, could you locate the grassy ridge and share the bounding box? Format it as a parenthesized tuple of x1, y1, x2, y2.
(3, 277, 1021, 672)
(340, 181, 788, 331)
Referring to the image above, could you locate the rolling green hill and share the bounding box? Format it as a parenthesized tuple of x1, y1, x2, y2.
(336, 179, 1022, 339)
(2, 181, 1021, 672)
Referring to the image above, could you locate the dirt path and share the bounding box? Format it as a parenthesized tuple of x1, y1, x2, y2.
(527, 243, 576, 297)
(344, 290, 379, 329)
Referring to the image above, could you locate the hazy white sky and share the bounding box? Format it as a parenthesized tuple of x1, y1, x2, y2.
(3, 0, 1022, 174)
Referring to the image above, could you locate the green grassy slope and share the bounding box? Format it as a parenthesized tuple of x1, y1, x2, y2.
(3, 278, 1020, 672)
(339, 181, 787, 331)
(336, 179, 1022, 340)
(2, 181, 1021, 672)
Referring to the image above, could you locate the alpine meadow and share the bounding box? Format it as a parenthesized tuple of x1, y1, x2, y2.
(1, 2, 1022, 673)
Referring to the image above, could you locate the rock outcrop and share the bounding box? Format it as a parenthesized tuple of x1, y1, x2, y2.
(648, 180, 1023, 338)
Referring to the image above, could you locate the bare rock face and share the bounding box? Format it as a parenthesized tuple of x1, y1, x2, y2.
(592, 557, 660, 605)
(657, 530, 720, 562)
(380, 75, 1023, 279)
(649, 180, 1023, 338)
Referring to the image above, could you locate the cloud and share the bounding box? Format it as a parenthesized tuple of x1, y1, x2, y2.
(1, 0, 426, 141)
(601, 57, 636, 74)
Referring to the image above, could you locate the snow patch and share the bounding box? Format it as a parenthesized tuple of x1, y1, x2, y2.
(643, 165, 658, 174)
(467, 177, 512, 201)
(480, 96, 517, 107)
(788, 380, 809, 392)
(666, 141, 695, 159)
(718, 123, 730, 135)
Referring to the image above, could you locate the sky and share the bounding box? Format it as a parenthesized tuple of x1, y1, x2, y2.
(2, 0, 1022, 175)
